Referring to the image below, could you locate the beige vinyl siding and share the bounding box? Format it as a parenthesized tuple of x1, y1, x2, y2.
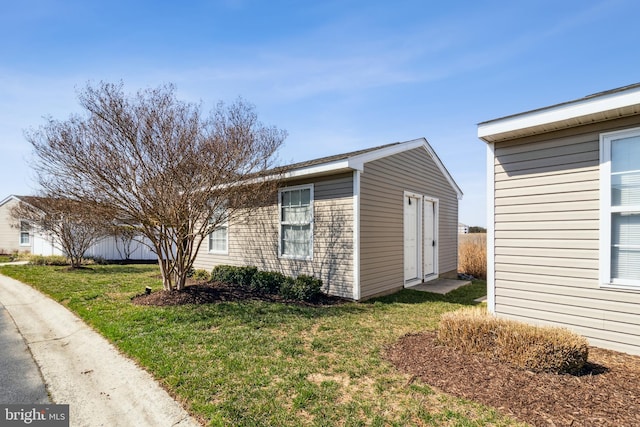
(194, 173, 354, 298)
(359, 147, 459, 299)
(493, 115, 640, 355)
(0, 198, 27, 254)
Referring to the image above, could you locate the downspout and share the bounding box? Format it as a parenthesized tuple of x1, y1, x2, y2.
(486, 142, 496, 314)
(352, 169, 361, 301)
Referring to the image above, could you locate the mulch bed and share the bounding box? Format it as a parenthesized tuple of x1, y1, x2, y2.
(385, 331, 640, 426)
(131, 281, 347, 307)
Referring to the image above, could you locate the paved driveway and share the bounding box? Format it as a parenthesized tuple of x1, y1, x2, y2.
(0, 302, 50, 404)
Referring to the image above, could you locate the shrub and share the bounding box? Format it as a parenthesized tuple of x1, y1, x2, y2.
(235, 266, 258, 287)
(211, 265, 324, 301)
(211, 265, 257, 287)
(191, 269, 211, 282)
(278, 277, 297, 299)
(250, 270, 285, 294)
(211, 265, 239, 284)
(458, 234, 486, 279)
(28, 255, 69, 266)
(437, 307, 589, 374)
(295, 274, 322, 301)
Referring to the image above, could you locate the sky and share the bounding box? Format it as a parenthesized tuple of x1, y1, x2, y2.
(1, 0, 639, 227)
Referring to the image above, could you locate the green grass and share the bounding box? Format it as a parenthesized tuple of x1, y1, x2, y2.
(0, 255, 11, 263)
(0, 264, 521, 426)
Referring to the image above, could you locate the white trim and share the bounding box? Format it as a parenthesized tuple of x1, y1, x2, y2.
(486, 143, 496, 313)
(403, 191, 423, 287)
(208, 226, 229, 255)
(352, 170, 361, 300)
(18, 220, 31, 247)
(599, 131, 611, 287)
(346, 138, 462, 200)
(212, 139, 462, 201)
(0, 194, 22, 208)
(282, 160, 351, 179)
(348, 139, 425, 171)
(478, 85, 640, 140)
(423, 196, 439, 281)
(599, 126, 640, 288)
(278, 183, 314, 260)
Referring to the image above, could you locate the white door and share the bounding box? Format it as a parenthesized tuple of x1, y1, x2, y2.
(424, 199, 435, 277)
(404, 195, 421, 282)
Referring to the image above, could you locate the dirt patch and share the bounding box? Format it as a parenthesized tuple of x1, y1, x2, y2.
(385, 331, 640, 426)
(131, 281, 347, 307)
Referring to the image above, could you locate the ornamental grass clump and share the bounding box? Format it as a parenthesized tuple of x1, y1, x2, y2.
(437, 307, 589, 374)
(457, 234, 487, 279)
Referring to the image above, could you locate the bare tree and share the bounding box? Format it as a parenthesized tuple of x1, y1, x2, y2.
(26, 82, 287, 290)
(111, 225, 141, 261)
(11, 197, 109, 268)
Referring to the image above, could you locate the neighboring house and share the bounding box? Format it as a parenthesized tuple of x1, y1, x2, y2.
(458, 223, 469, 234)
(0, 195, 33, 254)
(478, 83, 640, 355)
(0, 195, 156, 261)
(194, 138, 463, 300)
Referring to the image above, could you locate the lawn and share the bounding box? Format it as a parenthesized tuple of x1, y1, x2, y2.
(0, 264, 521, 426)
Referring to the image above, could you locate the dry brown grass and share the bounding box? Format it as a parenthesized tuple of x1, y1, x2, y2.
(437, 307, 589, 374)
(458, 233, 487, 279)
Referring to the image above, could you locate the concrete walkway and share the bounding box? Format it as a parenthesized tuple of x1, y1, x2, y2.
(0, 273, 201, 427)
(407, 278, 471, 294)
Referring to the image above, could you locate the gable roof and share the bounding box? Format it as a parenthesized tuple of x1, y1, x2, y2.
(276, 138, 463, 199)
(3, 139, 463, 203)
(478, 82, 640, 143)
(0, 195, 46, 208)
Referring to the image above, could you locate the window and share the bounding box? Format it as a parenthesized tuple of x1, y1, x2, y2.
(600, 128, 640, 288)
(19, 221, 30, 246)
(208, 206, 228, 254)
(279, 185, 313, 259)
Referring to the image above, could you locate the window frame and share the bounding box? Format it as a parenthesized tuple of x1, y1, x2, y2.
(599, 126, 640, 289)
(278, 184, 314, 260)
(208, 207, 229, 255)
(19, 220, 30, 246)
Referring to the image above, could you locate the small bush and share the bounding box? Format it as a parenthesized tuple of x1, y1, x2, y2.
(28, 255, 69, 266)
(250, 270, 285, 294)
(458, 234, 486, 279)
(278, 277, 297, 299)
(211, 265, 324, 301)
(235, 266, 258, 287)
(211, 265, 257, 287)
(191, 269, 211, 282)
(293, 274, 322, 301)
(437, 307, 589, 374)
(211, 265, 239, 284)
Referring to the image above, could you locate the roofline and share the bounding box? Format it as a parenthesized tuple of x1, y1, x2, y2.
(0, 195, 24, 208)
(478, 83, 640, 143)
(280, 138, 463, 199)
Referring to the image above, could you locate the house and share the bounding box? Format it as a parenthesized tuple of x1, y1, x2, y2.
(478, 83, 640, 355)
(0, 195, 156, 261)
(458, 223, 469, 234)
(193, 138, 462, 300)
(0, 195, 32, 254)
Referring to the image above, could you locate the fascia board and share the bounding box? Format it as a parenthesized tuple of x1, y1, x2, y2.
(0, 195, 19, 207)
(346, 138, 425, 170)
(478, 86, 640, 141)
(281, 160, 352, 179)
